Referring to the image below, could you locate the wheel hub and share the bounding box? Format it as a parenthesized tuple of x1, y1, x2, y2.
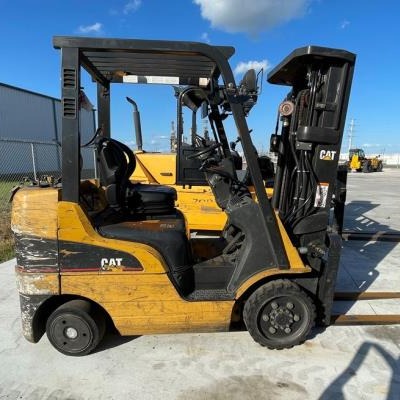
(271, 309, 293, 329)
(64, 327, 78, 339)
(48, 313, 93, 354)
(260, 298, 304, 337)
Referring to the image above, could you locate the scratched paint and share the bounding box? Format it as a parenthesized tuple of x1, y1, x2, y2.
(16, 269, 59, 295)
(13, 234, 58, 271)
(19, 293, 51, 342)
(59, 240, 143, 272)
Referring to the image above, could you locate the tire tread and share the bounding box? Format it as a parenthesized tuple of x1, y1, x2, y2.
(243, 279, 316, 349)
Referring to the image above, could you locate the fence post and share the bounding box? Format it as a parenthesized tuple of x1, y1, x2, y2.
(30, 143, 37, 181)
(93, 148, 98, 179)
(52, 99, 62, 171)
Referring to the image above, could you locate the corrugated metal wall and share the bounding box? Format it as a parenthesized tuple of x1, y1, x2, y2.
(0, 83, 95, 175)
(0, 83, 95, 142)
(0, 85, 56, 141)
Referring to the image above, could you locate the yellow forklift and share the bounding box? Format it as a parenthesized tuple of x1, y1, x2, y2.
(127, 81, 274, 232)
(11, 37, 355, 355)
(348, 148, 383, 172)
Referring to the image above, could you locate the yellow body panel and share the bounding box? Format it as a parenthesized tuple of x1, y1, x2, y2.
(16, 268, 60, 295)
(61, 273, 234, 335)
(134, 152, 177, 184)
(58, 202, 167, 274)
(11, 187, 60, 239)
(235, 266, 311, 298)
(176, 187, 227, 231)
(349, 154, 360, 170)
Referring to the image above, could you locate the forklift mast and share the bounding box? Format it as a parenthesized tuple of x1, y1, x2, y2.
(268, 47, 355, 322)
(269, 47, 355, 246)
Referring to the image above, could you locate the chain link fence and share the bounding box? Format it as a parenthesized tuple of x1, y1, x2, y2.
(0, 138, 97, 262)
(0, 137, 97, 212)
(0, 138, 97, 261)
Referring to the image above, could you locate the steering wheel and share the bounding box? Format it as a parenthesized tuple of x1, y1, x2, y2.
(193, 133, 207, 147)
(187, 142, 222, 160)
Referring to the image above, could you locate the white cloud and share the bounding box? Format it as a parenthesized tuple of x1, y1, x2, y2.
(201, 32, 211, 43)
(234, 59, 271, 75)
(340, 20, 350, 29)
(78, 22, 103, 34)
(124, 0, 142, 14)
(362, 143, 382, 148)
(194, 0, 310, 34)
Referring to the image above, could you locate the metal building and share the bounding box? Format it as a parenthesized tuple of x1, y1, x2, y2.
(0, 82, 96, 177)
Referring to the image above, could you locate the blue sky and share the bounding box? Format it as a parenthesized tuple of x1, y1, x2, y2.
(1, 0, 399, 155)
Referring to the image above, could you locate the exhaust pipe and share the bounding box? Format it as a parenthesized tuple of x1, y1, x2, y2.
(126, 96, 143, 151)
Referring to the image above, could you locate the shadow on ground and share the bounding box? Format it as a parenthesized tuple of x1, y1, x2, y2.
(335, 200, 399, 314)
(320, 341, 400, 399)
(343, 200, 397, 233)
(93, 333, 141, 354)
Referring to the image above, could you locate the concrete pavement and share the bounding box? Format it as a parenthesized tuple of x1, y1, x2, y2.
(0, 170, 399, 399)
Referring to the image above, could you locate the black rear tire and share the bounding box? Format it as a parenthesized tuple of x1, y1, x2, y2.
(243, 279, 315, 349)
(362, 162, 371, 173)
(46, 299, 105, 356)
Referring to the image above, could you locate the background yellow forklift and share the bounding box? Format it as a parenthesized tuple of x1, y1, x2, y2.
(127, 81, 275, 232)
(348, 148, 383, 172)
(11, 37, 355, 356)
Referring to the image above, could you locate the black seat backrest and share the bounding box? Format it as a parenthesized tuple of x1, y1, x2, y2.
(96, 137, 136, 208)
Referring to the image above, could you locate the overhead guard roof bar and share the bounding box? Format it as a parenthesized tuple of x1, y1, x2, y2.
(53, 36, 235, 85)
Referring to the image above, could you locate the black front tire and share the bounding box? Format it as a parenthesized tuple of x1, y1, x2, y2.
(46, 299, 105, 356)
(243, 279, 315, 349)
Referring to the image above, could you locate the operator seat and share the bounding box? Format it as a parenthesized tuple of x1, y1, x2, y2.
(96, 137, 176, 215)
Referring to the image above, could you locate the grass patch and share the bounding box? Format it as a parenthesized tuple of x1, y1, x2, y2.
(0, 210, 14, 263)
(0, 180, 18, 262)
(0, 238, 14, 263)
(0, 180, 20, 205)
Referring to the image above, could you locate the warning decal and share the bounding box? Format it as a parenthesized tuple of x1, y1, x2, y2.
(314, 183, 329, 208)
(123, 75, 180, 84)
